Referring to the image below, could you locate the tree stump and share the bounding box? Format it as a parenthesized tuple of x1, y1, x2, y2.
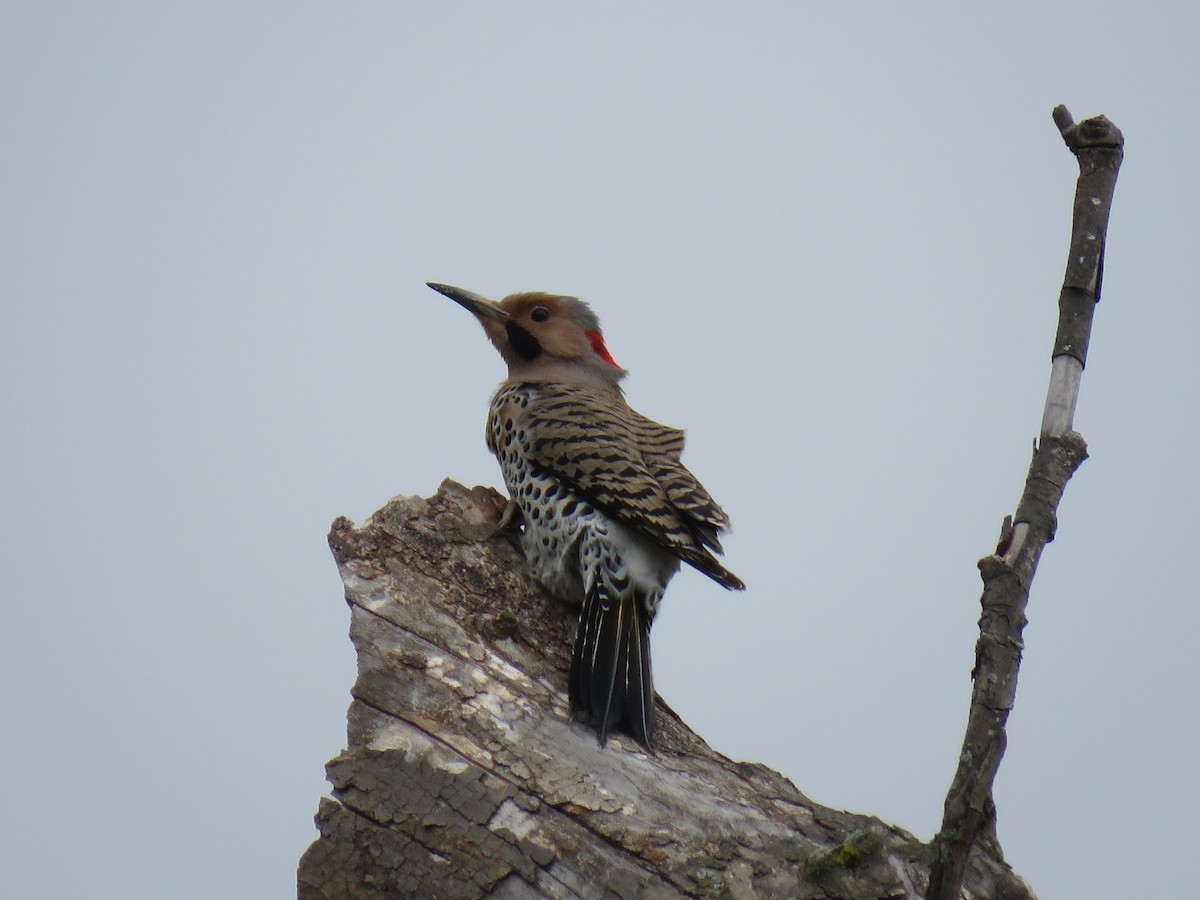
(298, 480, 1034, 899)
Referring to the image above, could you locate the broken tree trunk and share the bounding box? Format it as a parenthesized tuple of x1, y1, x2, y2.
(298, 480, 1033, 899)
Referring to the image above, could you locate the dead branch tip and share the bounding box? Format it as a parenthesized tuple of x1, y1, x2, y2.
(1054, 105, 1124, 152)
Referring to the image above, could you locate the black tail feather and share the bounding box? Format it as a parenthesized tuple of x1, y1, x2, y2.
(568, 582, 655, 749)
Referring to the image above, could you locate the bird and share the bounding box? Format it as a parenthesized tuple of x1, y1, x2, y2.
(428, 281, 744, 749)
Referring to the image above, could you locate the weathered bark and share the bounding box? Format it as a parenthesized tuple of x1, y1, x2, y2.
(299, 480, 1033, 899)
(926, 108, 1124, 900)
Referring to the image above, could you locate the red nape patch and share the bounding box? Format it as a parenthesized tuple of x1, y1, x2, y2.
(585, 330, 621, 368)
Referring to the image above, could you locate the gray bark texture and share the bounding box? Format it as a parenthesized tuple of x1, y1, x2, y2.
(926, 108, 1123, 900)
(297, 480, 1034, 899)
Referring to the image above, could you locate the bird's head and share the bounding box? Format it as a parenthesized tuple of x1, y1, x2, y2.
(428, 282, 627, 387)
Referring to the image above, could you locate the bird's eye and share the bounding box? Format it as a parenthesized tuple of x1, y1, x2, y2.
(530, 307, 550, 323)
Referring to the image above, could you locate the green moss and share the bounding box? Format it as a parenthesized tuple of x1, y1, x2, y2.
(804, 829, 884, 879)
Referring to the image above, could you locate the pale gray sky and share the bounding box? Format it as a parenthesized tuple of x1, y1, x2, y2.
(3, 4, 1196, 898)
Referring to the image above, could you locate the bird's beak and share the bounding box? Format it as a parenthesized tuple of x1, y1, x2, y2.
(427, 282, 510, 322)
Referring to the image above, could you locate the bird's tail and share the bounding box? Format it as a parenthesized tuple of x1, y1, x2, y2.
(568, 581, 655, 749)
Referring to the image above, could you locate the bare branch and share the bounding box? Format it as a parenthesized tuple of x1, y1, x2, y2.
(927, 107, 1124, 899)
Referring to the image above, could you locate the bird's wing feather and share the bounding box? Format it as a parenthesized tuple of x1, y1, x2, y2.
(521, 384, 743, 589)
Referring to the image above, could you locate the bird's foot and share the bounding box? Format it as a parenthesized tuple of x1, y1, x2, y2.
(488, 498, 525, 551)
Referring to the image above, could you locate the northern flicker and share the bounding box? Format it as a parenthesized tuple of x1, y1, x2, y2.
(429, 281, 744, 749)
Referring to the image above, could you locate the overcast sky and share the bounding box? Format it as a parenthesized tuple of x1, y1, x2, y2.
(4, 4, 1197, 898)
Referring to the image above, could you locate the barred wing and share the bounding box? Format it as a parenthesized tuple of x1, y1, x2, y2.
(519, 384, 743, 590)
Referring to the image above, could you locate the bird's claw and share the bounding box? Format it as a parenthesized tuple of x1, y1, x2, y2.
(488, 499, 525, 550)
